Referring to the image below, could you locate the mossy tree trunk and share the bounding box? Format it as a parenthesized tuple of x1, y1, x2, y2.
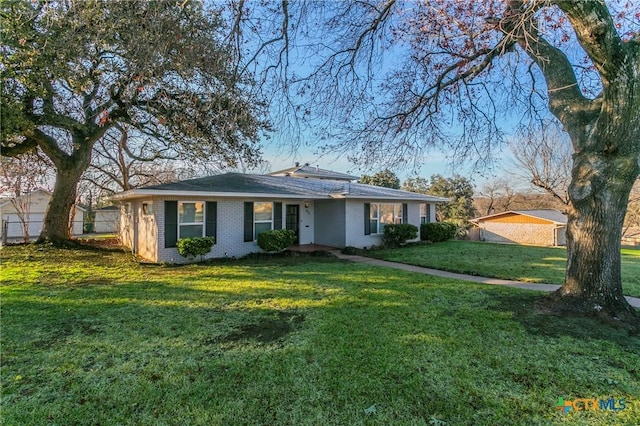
(36, 131, 95, 245)
(508, 1, 640, 318)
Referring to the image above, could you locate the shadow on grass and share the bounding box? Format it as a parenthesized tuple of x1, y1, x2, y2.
(4, 248, 640, 425)
(485, 291, 640, 347)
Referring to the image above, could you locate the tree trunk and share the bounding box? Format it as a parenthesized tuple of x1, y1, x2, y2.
(552, 151, 638, 320)
(38, 161, 88, 245)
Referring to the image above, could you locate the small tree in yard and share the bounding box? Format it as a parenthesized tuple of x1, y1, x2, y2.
(0, 151, 53, 242)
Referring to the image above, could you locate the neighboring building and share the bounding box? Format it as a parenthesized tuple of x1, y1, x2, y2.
(622, 227, 640, 246)
(471, 209, 567, 247)
(111, 170, 448, 263)
(93, 205, 121, 233)
(0, 189, 85, 241)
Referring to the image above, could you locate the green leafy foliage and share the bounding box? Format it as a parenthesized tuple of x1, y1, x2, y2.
(257, 229, 296, 253)
(341, 246, 362, 255)
(359, 169, 400, 189)
(1, 0, 268, 242)
(401, 177, 430, 194)
(176, 237, 215, 260)
(420, 222, 457, 242)
(425, 175, 476, 224)
(382, 224, 418, 247)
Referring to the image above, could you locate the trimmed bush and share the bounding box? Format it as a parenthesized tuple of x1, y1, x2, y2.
(420, 222, 457, 242)
(257, 229, 296, 253)
(382, 223, 418, 247)
(176, 236, 216, 260)
(341, 246, 362, 255)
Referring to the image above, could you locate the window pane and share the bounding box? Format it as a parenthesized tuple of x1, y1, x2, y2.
(370, 203, 378, 219)
(179, 202, 203, 223)
(370, 219, 378, 234)
(143, 202, 154, 216)
(180, 224, 203, 238)
(255, 222, 272, 239)
(379, 222, 387, 233)
(254, 202, 273, 221)
(420, 203, 426, 217)
(379, 204, 394, 224)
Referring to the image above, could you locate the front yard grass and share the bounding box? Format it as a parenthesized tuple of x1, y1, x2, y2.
(1, 245, 639, 425)
(366, 241, 640, 297)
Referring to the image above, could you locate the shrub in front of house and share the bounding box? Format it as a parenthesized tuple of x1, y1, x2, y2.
(257, 229, 296, 253)
(341, 246, 362, 255)
(420, 222, 457, 242)
(177, 236, 216, 260)
(382, 224, 419, 247)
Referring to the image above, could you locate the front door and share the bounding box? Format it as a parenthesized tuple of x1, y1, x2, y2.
(286, 204, 300, 244)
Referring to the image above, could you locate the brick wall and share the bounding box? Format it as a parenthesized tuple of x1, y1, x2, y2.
(479, 222, 559, 246)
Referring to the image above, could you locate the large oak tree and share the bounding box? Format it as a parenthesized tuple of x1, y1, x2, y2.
(238, 0, 640, 320)
(1, 0, 268, 244)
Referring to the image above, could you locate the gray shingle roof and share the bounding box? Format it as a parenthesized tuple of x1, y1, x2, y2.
(114, 173, 448, 202)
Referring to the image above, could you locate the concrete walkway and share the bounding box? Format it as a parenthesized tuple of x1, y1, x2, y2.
(331, 251, 640, 308)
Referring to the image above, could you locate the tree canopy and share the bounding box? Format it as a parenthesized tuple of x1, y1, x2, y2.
(401, 177, 430, 194)
(1, 0, 269, 242)
(425, 175, 476, 224)
(359, 169, 400, 189)
(236, 0, 640, 320)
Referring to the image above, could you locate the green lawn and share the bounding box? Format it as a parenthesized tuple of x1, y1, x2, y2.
(366, 241, 640, 297)
(1, 245, 639, 425)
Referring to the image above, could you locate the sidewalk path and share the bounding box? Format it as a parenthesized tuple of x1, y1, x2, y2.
(331, 251, 640, 308)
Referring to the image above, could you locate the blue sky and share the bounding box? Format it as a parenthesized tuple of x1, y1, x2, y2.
(261, 140, 475, 182)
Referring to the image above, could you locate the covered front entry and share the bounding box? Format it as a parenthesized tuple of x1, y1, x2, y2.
(286, 204, 300, 244)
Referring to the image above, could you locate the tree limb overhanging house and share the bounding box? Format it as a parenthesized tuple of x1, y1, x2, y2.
(111, 165, 448, 263)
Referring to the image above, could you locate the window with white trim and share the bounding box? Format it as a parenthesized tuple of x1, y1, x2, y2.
(254, 202, 273, 239)
(178, 201, 204, 238)
(142, 202, 154, 216)
(369, 203, 403, 234)
(420, 203, 431, 223)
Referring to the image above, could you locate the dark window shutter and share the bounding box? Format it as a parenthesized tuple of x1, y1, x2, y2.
(164, 201, 178, 248)
(274, 202, 282, 230)
(244, 202, 254, 242)
(426, 204, 431, 223)
(402, 203, 408, 224)
(364, 203, 371, 235)
(205, 201, 217, 240)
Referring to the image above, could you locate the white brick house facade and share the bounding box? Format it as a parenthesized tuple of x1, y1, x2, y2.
(112, 172, 447, 263)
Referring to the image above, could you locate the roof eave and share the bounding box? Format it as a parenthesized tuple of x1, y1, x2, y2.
(471, 209, 567, 225)
(110, 189, 332, 201)
(330, 194, 449, 202)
